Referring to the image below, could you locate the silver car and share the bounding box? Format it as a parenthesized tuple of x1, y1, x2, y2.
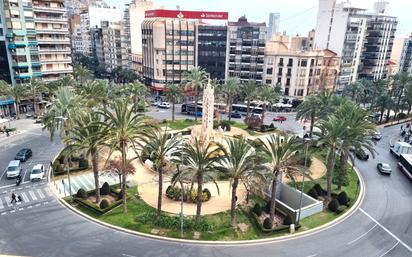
(377, 163, 392, 175)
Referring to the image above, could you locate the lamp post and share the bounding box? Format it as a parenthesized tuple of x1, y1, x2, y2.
(56, 116, 72, 200)
(297, 141, 309, 225)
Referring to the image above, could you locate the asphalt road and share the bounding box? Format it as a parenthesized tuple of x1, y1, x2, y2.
(0, 119, 410, 257)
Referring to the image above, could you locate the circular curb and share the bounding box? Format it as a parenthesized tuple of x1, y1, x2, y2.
(48, 163, 365, 246)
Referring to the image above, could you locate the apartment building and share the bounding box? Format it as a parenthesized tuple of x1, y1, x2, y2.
(142, 9, 228, 92)
(34, 0, 72, 81)
(399, 34, 412, 74)
(314, 0, 397, 91)
(226, 16, 266, 84)
(101, 20, 129, 71)
(267, 12, 280, 40)
(264, 36, 340, 98)
(0, 0, 12, 83)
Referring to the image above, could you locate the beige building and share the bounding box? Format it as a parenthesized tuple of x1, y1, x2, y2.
(101, 20, 130, 72)
(264, 35, 340, 98)
(34, 0, 72, 81)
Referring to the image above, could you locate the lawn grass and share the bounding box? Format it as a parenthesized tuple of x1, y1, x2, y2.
(160, 119, 200, 130)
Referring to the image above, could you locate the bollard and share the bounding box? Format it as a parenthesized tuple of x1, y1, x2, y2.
(290, 224, 295, 234)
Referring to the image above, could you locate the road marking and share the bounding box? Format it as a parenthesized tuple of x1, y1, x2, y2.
(4, 196, 12, 207)
(28, 190, 37, 201)
(122, 254, 137, 257)
(21, 192, 29, 202)
(37, 189, 45, 199)
(35, 203, 40, 207)
(360, 208, 412, 252)
(1, 212, 6, 215)
(10, 210, 15, 213)
(305, 255, 318, 257)
(0, 198, 3, 209)
(378, 241, 400, 257)
(27, 206, 32, 209)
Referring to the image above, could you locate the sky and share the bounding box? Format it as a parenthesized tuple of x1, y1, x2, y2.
(107, 0, 412, 36)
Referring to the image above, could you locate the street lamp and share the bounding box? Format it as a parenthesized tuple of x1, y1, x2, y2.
(55, 116, 72, 200)
(297, 140, 309, 225)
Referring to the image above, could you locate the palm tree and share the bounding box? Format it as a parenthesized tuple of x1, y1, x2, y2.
(124, 81, 149, 111)
(139, 129, 181, 218)
(393, 72, 411, 119)
(73, 64, 93, 85)
(315, 117, 346, 199)
(27, 78, 46, 116)
(403, 82, 412, 116)
(63, 111, 105, 203)
(98, 100, 153, 213)
(259, 85, 279, 122)
(242, 81, 258, 117)
(224, 77, 240, 122)
(258, 135, 299, 224)
(182, 67, 208, 121)
(181, 138, 220, 224)
(1, 83, 28, 119)
(79, 80, 111, 109)
(296, 95, 320, 137)
(343, 81, 365, 103)
(217, 137, 259, 227)
(334, 102, 376, 189)
(165, 84, 182, 121)
(376, 94, 394, 123)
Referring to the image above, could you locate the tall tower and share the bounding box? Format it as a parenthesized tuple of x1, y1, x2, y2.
(201, 80, 215, 141)
(267, 13, 280, 40)
(129, 0, 153, 55)
(314, 0, 336, 50)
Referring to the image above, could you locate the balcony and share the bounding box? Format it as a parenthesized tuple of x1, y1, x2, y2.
(41, 68, 73, 75)
(34, 17, 68, 24)
(36, 28, 68, 35)
(39, 48, 71, 54)
(37, 38, 70, 44)
(33, 6, 65, 14)
(40, 58, 72, 64)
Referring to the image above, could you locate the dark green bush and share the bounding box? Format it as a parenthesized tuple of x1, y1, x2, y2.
(313, 184, 324, 196)
(337, 191, 350, 206)
(101, 182, 110, 195)
(202, 188, 211, 201)
(328, 199, 340, 212)
(135, 213, 213, 232)
(264, 201, 271, 213)
(260, 124, 267, 132)
(117, 191, 123, 200)
(76, 188, 88, 199)
(99, 199, 109, 209)
(263, 218, 273, 230)
(78, 159, 89, 169)
(269, 123, 275, 129)
(253, 203, 262, 216)
(308, 188, 319, 199)
(283, 214, 294, 226)
(220, 120, 231, 131)
(53, 162, 63, 174)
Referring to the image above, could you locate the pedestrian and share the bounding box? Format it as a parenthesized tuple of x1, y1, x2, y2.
(17, 195, 23, 202)
(10, 192, 17, 204)
(401, 125, 404, 131)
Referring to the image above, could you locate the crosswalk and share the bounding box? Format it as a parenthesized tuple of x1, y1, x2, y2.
(0, 186, 52, 212)
(54, 172, 120, 198)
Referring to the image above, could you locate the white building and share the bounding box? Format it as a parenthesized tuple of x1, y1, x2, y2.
(129, 0, 153, 56)
(267, 13, 280, 40)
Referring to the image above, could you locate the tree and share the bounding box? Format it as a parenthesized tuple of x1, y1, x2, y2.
(296, 94, 320, 137)
(181, 138, 220, 224)
(165, 84, 182, 121)
(392, 72, 411, 119)
(0, 83, 28, 118)
(73, 64, 93, 85)
(334, 102, 376, 189)
(242, 81, 258, 117)
(79, 80, 111, 109)
(27, 78, 46, 116)
(124, 81, 149, 111)
(139, 129, 181, 218)
(63, 111, 105, 203)
(343, 81, 365, 103)
(224, 77, 240, 122)
(376, 94, 394, 123)
(183, 67, 208, 121)
(315, 117, 346, 199)
(403, 82, 412, 115)
(259, 85, 279, 122)
(98, 100, 153, 213)
(217, 137, 259, 227)
(258, 135, 299, 224)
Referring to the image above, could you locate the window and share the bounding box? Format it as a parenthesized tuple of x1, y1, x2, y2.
(266, 79, 272, 84)
(267, 68, 273, 75)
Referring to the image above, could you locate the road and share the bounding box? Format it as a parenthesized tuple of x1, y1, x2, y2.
(0, 118, 410, 257)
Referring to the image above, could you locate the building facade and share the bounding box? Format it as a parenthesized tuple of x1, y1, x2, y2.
(142, 9, 228, 92)
(314, 0, 397, 91)
(399, 34, 412, 74)
(264, 38, 339, 98)
(101, 20, 129, 72)
(0, 0, 12, 83)
(267, 12, 280, 40)
(226, 16, 266, 84)
(197, 25, 227, 81)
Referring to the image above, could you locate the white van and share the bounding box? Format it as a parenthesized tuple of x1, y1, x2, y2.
(6, 160, 22, 179)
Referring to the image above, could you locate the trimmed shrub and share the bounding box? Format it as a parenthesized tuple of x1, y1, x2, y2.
(313, 184, 324, 196)
(253, 203, 262, 216)
(263, 218, 273, 230)
(166, 185, 173, 197)
(76, 188, 88, 199)
(260, 124, 267, 132)
(117, 191, 123, 200)
(269, 123, 275, 129)
(78, 159, 89, 169)
(337, 191, 350, 206)
(328, 199, 340, 212)
(202, 188, 211, 201)
(263, 201, 271, 213)
(283, 214, 294, 226)
(101, 182, 110, 195)
(220, 120, 231, 132)
(99, 199, 109, 209)
(53, 162, 63, 174)
(308, 188, 319, 199)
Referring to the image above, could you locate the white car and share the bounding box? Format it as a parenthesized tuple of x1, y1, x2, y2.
(158, 102, 171, 109)
(30, 164, 45, 182)
(372, 132, 382, 140)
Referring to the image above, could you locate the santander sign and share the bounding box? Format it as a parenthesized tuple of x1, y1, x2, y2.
(145, 9, 229, 20)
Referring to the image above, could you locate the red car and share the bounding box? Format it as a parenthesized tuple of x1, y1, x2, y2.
(273, 116, 287, 122)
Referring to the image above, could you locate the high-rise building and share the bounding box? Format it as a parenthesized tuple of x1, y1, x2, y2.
(101, 20, 130, 72)
(129, 0, 152, 55)
(227, 16, 266, 84)
(264, 35, 340, 98)
(142, 9, 228, 92)
(399, 35, 412, 74)
(0, 0, 12, 84)
(267, 12, 280, 40)
(314, 0, 397, 90)
(197, 25, 227, 81)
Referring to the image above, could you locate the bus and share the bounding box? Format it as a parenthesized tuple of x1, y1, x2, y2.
(232, 104, 263, 115)
(181, 103, 227, 117)
(398, 154, 412, 181)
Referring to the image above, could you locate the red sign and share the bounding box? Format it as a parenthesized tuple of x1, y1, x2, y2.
(145, 10, 228, 20)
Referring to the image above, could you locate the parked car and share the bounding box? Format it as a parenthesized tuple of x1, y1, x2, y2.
(158, 102, 171, 109)
(6, 160, 22, 179)
(151, 101, 161, 107)
(273, 116, 287, 122)
(30, 164, 45, 181)
(230, 111, 242, 119)
(372, 132, 382, 141)
(355, 149, 369, 161)
(377, 163, 392, 175)
(15, 148, 32, 162)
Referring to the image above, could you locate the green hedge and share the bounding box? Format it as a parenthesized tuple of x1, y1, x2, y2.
(249, 209, 300, 233)
(73, 188, 128, 214)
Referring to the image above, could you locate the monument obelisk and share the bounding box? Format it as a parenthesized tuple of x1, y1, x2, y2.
(201, 79, 214, 141)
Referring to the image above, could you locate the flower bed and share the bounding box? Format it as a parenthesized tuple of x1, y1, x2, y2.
(165, 185, 211, 203)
